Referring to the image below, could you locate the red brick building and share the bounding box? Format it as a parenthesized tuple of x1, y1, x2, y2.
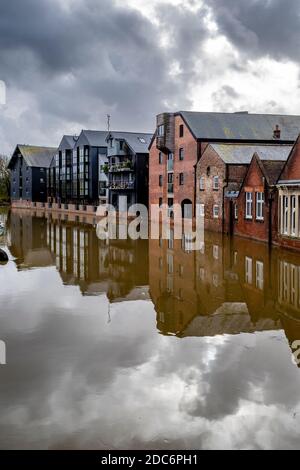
(149, 111, 300, 221)
(196, 143, 291, 234)
(234, 152, 288, 244)
(277, 136, 300, 251)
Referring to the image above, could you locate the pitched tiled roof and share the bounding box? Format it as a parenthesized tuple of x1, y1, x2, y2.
(9, 145, 57, 169)
(260, 160, 286, 186)
(58, 135, 77, 150)
(80, 130, 108, 147)
(209, 143, 292, 164)
(180, 111, 300, 141)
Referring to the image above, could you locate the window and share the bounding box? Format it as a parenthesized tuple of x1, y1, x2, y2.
(119, 140, 124, 151)
(199, 204, 205, 217)
(245, 257, 253, 284)
(213, 176, 219, 190)
(213, 245, 219, 260)
(283, 195, 289, 234)
(245, 192, 253, 219)
(256, 261, 264, 290)
(40, 168, 44, 173)
(179, 148, 184, 160)
(167, 153, 174, 171)
(179, 173, 184, 185)
(179, 124, 184, 137)
(168, 173, 174, 193)
(159, 152, 163, 164)
(159, 197, 163, 208)
(157, 124, 165, 137)
(199, 176, 205, 191)
(40, 178, 44, 183)
(213, 205, 219, 218)
(256, 192, 264, 220)
(234, 204, 238, 219)
(168, 198, 174, 218)
(291, 195, 296, 236)
(159, 175, 163, 187)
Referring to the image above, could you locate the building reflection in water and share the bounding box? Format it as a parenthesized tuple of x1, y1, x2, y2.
(7, 208, 300, 361)
(8, 209, 149, 302)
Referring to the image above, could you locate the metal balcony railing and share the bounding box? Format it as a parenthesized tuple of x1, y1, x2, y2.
(109, 181, 135, 190)
(108, 161, 134, 172)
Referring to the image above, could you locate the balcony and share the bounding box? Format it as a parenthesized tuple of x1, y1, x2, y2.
(108, 161, 134, 172)
(109, 180, 135, 190)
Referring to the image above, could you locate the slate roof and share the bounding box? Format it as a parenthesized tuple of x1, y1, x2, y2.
(209, 143, 292, 164)
(107, 131, 153, 154)
(259, 159, 286, 186)
(79, 130, 108, 147)
(58, 135, 77, 150)
(180, 111, 300, 141)
(9, 145, 57, 169)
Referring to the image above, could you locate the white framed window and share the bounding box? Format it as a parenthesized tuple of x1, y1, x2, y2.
(245, 257, 253, 284)
(199, 204, 205, 217)
(157, 124, 165, 137)
(213, 176, 219, 190)
(234, 204, 238, 219)
(256, 261, 264, 290)
(199, 176, 205, 190)
(256, 192, 264, 220)
(283, 195, 289, 235)
(213, 205, 219, 218)
(245, 192, 253, 219)
(291, 195, 296, 236)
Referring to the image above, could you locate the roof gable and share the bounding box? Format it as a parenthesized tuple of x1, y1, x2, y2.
(8, 145, 57, 169)
(58, 135, 77, 151)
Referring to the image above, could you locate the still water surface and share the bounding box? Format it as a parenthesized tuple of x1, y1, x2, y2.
(1, 208, 300, 449)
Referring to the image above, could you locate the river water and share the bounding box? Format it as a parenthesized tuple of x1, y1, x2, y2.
(0, 208, 300, 449)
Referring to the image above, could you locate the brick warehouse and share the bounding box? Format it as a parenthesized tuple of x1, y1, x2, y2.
(149, 111, 300, 222)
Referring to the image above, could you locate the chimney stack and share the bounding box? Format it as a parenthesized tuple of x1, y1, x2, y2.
(273, 124, 281, 139)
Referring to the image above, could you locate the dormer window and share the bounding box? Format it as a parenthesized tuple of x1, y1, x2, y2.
(119, 140, 124, 151)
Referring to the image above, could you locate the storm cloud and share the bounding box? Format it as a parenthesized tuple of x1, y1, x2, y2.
(0, 0, 300, 154)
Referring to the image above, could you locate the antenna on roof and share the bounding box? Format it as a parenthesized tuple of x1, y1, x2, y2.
(107, 114, 111, 132)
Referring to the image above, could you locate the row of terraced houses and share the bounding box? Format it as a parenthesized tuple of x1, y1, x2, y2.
(7, 110, 300, 251)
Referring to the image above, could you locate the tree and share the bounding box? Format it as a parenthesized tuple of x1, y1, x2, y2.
(0, 155, 10, 201)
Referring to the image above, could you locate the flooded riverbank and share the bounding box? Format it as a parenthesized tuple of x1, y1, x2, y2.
(0, 209, 300, 449)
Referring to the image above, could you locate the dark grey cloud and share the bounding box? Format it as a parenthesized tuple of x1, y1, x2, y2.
(207, 0, 300, 61)
(0, 0, 212, 154)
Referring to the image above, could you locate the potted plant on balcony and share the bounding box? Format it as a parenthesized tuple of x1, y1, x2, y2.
(102, 163, 109, 175)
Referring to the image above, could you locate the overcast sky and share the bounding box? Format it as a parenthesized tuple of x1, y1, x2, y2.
(0, 0, 300, 154)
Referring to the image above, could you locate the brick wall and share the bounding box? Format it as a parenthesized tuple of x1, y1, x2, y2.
(196, 145, 226, 232)
(234, 157, 278, 243)
(149, 114, 198, 219)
